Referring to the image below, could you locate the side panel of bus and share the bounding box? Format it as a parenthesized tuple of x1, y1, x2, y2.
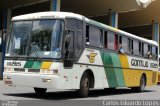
(76, 48, 158, 89)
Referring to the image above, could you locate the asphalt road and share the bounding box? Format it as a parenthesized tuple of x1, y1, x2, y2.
(0, 80, 160, 106)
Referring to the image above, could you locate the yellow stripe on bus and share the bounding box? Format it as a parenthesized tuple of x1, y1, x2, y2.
(41, 62, 53, 69)
(119, 54, 139, 87)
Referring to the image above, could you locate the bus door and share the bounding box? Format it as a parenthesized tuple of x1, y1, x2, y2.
(62, 29, 75, 88)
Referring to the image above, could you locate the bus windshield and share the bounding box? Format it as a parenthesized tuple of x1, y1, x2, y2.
(6, 19, 63, 59)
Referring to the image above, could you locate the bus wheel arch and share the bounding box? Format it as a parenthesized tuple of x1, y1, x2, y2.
(78, 69, 95, 97)
(131, 73, 146, 92)
(83, 69, 95, 88)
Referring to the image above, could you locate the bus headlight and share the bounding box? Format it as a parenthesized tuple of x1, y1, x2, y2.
(4, 76, 11, 79)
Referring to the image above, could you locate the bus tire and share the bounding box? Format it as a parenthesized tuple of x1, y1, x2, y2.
(34, 88, 47, 95)
(131, 75, 146, 92)
(78, 72, 90, 98)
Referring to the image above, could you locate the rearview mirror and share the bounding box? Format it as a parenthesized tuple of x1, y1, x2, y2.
(63, 59, 73, 68)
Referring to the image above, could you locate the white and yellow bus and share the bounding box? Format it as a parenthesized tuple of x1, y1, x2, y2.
(3, 12, 159, 97)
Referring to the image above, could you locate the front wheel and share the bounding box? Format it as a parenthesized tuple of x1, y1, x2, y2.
(78, 73, 90, 98)
(131, 75, 146, 92)
(34, 88, 47, 95)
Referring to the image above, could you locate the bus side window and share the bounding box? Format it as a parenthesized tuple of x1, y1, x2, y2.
(133, 40, 139, 56)
(107, 32, 115, 51)
(128, 38, 133, 54)
(86, 25, 89, 44)
(119, 35, 122, 47)
(142, 43, 144, 56)
(147, 45, 152, 58)
(148, 45, 151, 52)
(104, 31, 108, 49)
(131, 40, 133, 54)
(115, 34, 118, 51)
(66, 18, 83, 61)
(85, 25, 103, 47)
(119, 36, 122, 43)
(152, 46, 157, 59)
(88, 26, 103, 47)
(139, 42, 142, 56)
(144, 43, 148, 57)
(122, 36, 128, 54)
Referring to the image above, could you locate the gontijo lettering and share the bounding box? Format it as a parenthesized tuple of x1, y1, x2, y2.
(131, 59, 158, 69)
(131, 59, 148, 67)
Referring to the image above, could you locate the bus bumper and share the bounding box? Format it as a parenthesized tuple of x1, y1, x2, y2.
(3, 72, 61, 89)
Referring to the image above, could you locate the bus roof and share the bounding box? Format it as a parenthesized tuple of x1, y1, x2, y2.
(12, 12, 158, 46)
(12, 12, 84, 21)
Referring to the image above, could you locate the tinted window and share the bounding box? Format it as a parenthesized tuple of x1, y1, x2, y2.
(66, 19, 83, 60)
(144, 43, 148, 57)
(122, 36, 128, 53)
(119, 36, 122, 44)
(86, 25, 89, 42)
(107, 32, 115, 50)
(86, 25, 103, 47)
(142, 43, 144, 56)
(139, 42, 142, 56)
(115, 34, 118, 50)
(148, 45, 151, 52)
(65, 30, 74, 59)
(152, 46, 157, 59)
(133, 40, 139, 55)
(66, 19, 83, 31)
(128, 38, 133, 54)
(75, 31, 83, 60)
(104, 31, 108, 48)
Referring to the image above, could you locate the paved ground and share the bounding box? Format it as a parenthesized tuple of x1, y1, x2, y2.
(0, 80, 160, 106)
